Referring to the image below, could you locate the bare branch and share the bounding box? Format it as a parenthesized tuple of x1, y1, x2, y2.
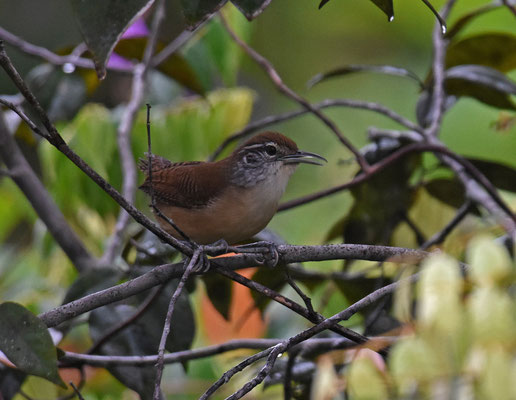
(0, 98, 46, 138)
(0, 112, 94, 272)
(39, 243, 428, 328)
(0, 26, 130, 72)
(209, 98, 423, 161)
(421, 201, 473, 249)
(62, 338, 282, 366)
(218, 14, 370, 172)
(216, 268, 370, 345)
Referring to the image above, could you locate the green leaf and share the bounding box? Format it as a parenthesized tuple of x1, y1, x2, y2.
(184, 8, 251, 87)
(180, 0, 228, 29)
(424, 178, 466, 209)
(445, 4, 499, 40)
(446, 33, 516, 73)
(308, 64, 423, 89)
(347, 357, 389, 399)
(230, 0, 272, 20)
(468, 158, 516, 193)
(0, 302, 66, 388)
(445, 64, 516, 110)
(327, 146, 419, 245)
(70, 0, 154, 79)
(62, 268, 122, 305)
(134, 280, 196, 354)
(202, 273, 232, 320)
(42, 104, 120, 219)
(89, 304, 158, 399)
(467, 235, 513, 287)
(114, 37, 205, 94)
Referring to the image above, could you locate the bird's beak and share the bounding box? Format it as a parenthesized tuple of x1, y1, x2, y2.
(280, 150, 327, 166)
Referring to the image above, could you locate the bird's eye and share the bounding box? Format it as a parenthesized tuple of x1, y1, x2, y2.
(265, 144, 277, 156)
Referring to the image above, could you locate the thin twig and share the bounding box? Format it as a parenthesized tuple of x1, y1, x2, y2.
(209, 98, 423, 161)
(62, 338, 282, 366)
(0, 98, 47, 138)
(285, 269, 316, 317)
(145, 103, 193, 243)
(283, 349, 299, 400)
(61, 337, 360, 367)
(218, 14, 370, 172)
(0, 26, 134, 73)
(153, 248, 201, 399)
(151, 29, 196, 67)
(102, 0, 167, 264)
(199, 348, 275, 400)
(216, 268, 370, 345)
(421, 200, 472, 249)
(87, 285, 164, 354)
(69, 382, 85, 400)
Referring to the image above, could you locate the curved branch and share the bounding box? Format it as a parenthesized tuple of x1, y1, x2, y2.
(209, 98, 422, 161)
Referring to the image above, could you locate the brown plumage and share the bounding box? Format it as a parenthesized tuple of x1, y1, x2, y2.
(139, 131, 325, 244)
(139, 155, 229, 208)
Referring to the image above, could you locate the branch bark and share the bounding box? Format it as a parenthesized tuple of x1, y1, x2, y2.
(0, 111, 94, 272)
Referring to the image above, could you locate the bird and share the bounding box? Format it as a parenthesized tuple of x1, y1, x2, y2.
(139, 131, 326, 245)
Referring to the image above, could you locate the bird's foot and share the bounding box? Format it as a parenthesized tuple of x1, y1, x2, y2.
(233, 241, 280, 268)
(190, 240, 230, 273)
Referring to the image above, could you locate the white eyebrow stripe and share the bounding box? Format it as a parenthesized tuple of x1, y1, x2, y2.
(243, 142, 276, 151)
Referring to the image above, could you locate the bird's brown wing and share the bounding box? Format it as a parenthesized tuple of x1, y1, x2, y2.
(139, 156, 227, 208)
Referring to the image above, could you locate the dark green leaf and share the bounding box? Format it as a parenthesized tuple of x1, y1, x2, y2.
(114, 37, 205, 94)
(468, 158, 516, 193)
(63, 268, 122, 305)
(0, 302, 65, 388)
(446, 65, 516, 95)
(369, 0, 394, 21)
(445, 65, 516, 110)
(180, 0, 228, 29)
(89, 305, 157, 399)
(445, 4, 499, 40)
(202, 273, 232, 320)
(446, 33, 516, 73)
(70, 0, 154, 79)
(424, 178, 465, 209)
(230, 0, 272, 20)
(327, 146, 420, 245)
(308, 64, 423, 89)
(0, 365, 26, 399)
(135, 280, 196, 354)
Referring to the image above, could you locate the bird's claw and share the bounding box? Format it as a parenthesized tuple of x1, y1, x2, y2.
(235, 241, 280, 268)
